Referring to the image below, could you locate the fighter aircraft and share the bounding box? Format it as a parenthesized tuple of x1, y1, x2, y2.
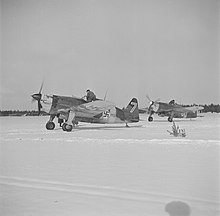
(31, 86, 139, 132)
(146, 96, 203, 122)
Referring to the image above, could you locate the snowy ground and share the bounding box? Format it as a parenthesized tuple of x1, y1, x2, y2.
(0, 113, 219, 216)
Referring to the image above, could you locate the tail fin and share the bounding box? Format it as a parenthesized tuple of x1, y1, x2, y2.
(116, 98, 139, 122)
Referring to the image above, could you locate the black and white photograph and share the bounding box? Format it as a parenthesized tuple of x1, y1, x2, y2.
(0, 0, 219, 215)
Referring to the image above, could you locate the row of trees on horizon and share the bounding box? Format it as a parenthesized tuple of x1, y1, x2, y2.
(0, 104, 220, 116)
(183, 104, 220, 113)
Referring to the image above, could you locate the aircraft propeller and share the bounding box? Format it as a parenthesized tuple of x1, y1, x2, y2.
(146, 95, 160, 105)
(146, 95, 160, 113)
(31, 82, 44, 115)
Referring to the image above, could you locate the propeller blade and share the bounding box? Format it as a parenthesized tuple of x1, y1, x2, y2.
(146, 94, 160, 105)
(38, 101, 42, 115)
(31, 93, 42, 115)
(146, 95, 154, 107)
(31, 97, 36, 103)
(31, 93, 42, 101)
(39, 81, 44, 94)
(32, 82, 45, 115)
(155, 98, 160, 104)
(104, 89, 108, 100)
(146, 94, 151, 102)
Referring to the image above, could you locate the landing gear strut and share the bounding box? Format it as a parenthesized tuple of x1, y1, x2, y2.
(58, 118, 64, 127)
(61, 110, 76, 132)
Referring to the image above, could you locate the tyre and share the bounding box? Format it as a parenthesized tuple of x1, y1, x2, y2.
(168, 117, 173, 122)
(62, 123, 73, 132)
(148, 116, 153, 122)
(46, 121, 55, 130)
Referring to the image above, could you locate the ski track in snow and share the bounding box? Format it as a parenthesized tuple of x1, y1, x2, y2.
(0, 175, 219, 208)
(1, 135, 219, 145)
(0, 127, 219, 145)
(0, 115, 219, 215)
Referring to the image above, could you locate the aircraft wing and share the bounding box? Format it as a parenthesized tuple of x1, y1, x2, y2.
(164, 106, 199, 114)
(172, 105, 204, 113)
(139, 107, 149, 114)
(184, 106, 204, 112)
(48, 95, 87, 115)
(172, 107, 194, 113)
(158, 105, 197, 114)
(76, 100, 116, 115)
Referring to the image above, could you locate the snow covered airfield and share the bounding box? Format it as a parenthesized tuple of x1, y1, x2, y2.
(0, 113, 219, 216)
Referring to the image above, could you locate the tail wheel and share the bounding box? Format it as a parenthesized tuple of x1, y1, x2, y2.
(62, 123, 73, 132)
(168, 117, 173, 122)
(72, 120, 79, 126)
(148, 116, 153, 122)
(46, 121, 55, 130)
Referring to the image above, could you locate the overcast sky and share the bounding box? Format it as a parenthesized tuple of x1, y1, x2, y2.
(1, 0, 219, 110)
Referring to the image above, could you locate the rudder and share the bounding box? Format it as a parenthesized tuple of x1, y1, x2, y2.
(124, 98, 139, 122)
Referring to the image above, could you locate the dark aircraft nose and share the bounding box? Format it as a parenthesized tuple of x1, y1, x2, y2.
(32, 93, 42, 101)
(31, 93, 43, 115)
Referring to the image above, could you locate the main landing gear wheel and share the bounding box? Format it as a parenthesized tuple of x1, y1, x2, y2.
(168, 117, 173, 122)
(148, 116, 153, 122)
(46, 121, 55, 130)
(62, 123, 73, 132)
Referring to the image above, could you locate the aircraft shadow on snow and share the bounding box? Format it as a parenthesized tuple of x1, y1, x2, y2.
(53, 124, 143, 132)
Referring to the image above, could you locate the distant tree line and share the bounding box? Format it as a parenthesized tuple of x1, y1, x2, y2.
(202, 104, 220, 113)
(0, 103, 220, 116)
(182, 104, 220, 113)
(0, 110, 48, 116)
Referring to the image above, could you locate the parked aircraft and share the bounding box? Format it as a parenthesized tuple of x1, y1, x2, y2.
(146, 96, 203, 122)
(31, 87, 139, 132)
